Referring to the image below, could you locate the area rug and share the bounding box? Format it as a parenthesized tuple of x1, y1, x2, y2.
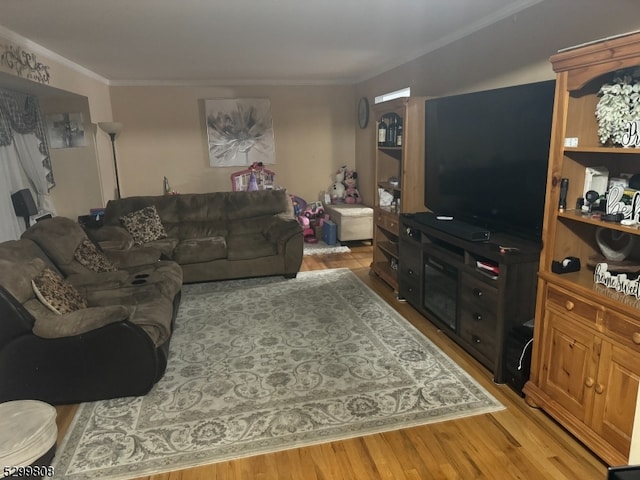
(51, 269, 503, 480)
(303, 240, 350, 255)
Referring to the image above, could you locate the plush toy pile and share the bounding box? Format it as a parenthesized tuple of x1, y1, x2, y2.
(329, 166, 362, 204)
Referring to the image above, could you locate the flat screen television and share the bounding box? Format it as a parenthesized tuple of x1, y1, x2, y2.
(424, 80, 556, 243)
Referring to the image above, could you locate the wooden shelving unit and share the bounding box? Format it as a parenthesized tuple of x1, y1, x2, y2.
(522, 31, 640, 466)
(370, 97, 426, 291)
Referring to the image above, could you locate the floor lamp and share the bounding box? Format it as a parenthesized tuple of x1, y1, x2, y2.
(98, 121, 124, 199)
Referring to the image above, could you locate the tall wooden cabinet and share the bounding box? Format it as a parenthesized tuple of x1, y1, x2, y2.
(523, 32, 640, 466)
(370, 97, 426, 291)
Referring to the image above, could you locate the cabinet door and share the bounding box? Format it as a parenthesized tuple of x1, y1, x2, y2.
(540, 309, 598, 422)
(591, 342, 640, 456)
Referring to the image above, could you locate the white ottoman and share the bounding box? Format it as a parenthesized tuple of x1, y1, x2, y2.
(325, 204, 374, 242)
(0, 400, 57, 479)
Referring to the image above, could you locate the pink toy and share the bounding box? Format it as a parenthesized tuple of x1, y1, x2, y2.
(344, 169, 362, 204)
(303, 201, 325, 219)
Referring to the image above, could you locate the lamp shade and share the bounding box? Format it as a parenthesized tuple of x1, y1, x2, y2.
(98, 122, 123, 136)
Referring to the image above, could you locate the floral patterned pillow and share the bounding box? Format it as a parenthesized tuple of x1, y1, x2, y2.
(119, 205, 167, 245)
(74, 239, 118, 272)
(32, 268, 88, 315)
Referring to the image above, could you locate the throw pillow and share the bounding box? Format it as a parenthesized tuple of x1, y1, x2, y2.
(74, 238, 118, 272)
(120, 205, 168, 245)
(32, 268, 88, 315)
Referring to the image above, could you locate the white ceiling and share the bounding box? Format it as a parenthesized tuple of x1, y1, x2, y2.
(0, 0, 543, 85)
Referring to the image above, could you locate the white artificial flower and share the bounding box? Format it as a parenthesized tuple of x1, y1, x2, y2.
(596, 71, 640, 145)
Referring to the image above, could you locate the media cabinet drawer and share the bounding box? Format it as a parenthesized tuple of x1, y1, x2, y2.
(398, 244, 421, 304)
(400, 242, 420, 271)
(459, 305, 498, 361)
(460, 272, 498, 313)
(399, 273, 421, 305)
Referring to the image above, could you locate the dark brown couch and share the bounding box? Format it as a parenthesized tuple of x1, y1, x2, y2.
(95, 189, 303, 283)
(0, 217, 182, 405)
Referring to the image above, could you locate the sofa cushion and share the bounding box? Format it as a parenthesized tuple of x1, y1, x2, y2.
(126, 297, 175, 346)
(226, 233, 277, 260)
(0, 239, 54, 267)
(0, 257, 47, 304)
(21, 217, 92, 276)
(25, 300, 131, 339)
(74, 239, 118, 272)
(120, 206, 168, 245)
(226, 189, 293, 221)
(143, 237, 179, 259)
(32, 268, 88, 315)
(173, 236, 227, 264)
(70, 260, 183, 303)
(228, 215, 272, 236)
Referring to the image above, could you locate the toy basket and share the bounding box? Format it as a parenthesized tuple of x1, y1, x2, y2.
(230, 162, 276, 191)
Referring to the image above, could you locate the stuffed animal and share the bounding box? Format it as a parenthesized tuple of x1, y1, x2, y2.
(343, 169, 362, 204)
(330, 181, 345, 203)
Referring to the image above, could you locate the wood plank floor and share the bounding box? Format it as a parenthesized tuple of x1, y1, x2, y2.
(54, 242, 608, 479)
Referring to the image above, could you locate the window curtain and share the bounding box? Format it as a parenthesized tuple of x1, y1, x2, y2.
(0, 89, 55, 242)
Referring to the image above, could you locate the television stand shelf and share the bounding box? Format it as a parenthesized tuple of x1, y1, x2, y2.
(399, 213, 541, 382)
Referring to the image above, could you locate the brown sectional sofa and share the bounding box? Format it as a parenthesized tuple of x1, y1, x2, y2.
(0, 189, 303, 405)
(96, 189, 303, 283)
(0, 217, 183, 405)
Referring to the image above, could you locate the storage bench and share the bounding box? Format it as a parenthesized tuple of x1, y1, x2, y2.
(324, 204, 373, 242)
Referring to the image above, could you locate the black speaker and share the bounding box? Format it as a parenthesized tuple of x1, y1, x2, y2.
(11, 189, 38, 228)
(11, 189, 37, 217)
(503, 324, 534, 396)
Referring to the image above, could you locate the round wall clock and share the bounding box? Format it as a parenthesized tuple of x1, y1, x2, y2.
(357, 97, 369, 129)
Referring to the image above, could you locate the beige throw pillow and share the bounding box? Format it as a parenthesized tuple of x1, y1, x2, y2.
(74, 238, 118, 272)
(32, 268, 88, 315)
(120, 205, 167, 245)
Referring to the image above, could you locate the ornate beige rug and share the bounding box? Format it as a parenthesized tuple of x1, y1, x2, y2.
(50, 269, 503, 480)
(303, 240, 350, 255)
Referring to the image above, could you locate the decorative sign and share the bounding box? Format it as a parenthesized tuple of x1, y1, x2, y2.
(594, 263, 640, 298)
(621, 120, 640, 147)
(0, 44, 50, 84)
(605, 184, 640, 220)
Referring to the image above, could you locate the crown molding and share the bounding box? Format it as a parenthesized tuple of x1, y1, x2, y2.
(0, 25, 110, 85)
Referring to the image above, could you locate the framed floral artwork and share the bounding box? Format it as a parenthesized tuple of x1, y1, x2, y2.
(205, 98, 275, 167)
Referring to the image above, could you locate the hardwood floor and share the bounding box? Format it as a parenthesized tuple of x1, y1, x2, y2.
(54, 242, 608, 479)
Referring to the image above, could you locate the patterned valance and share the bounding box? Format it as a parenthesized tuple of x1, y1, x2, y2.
(0, 89, 54, 189)
(0, 90, 42, 144)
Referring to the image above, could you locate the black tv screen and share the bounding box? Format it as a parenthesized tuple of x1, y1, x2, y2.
(424, 80, 555, 243)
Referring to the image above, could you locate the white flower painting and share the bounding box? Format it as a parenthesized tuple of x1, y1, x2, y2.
(595, 70, 640, 145)
(205, 98, 275, 167)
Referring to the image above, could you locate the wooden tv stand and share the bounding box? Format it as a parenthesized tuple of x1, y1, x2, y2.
(399, 213, 541, 382)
